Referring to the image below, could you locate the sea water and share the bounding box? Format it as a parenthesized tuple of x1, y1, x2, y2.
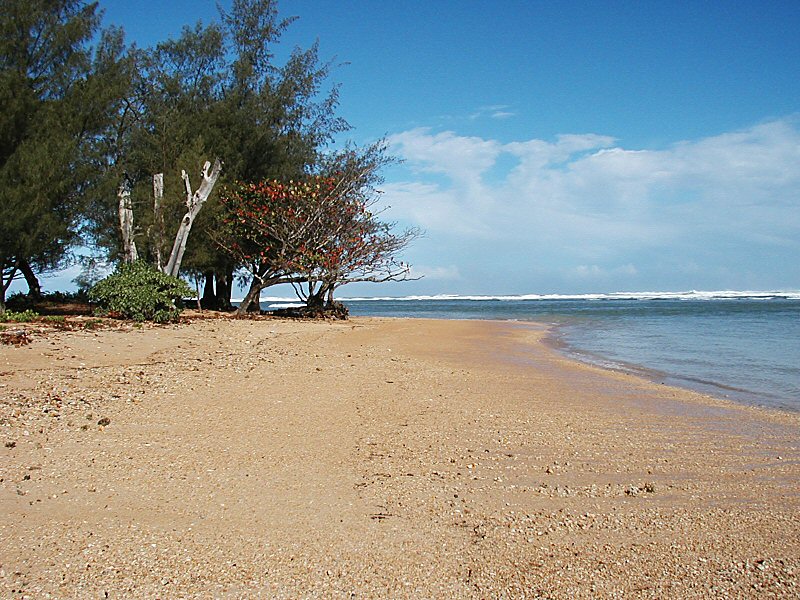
(314, 291, 800, 412)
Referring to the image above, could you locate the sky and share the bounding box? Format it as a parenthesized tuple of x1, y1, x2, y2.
(28, 0, 800, 297)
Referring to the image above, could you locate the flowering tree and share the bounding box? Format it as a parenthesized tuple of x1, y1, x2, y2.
(292, 188, 418, 314)
(219, 142, 419, 315)
(219, 177, 334, 314)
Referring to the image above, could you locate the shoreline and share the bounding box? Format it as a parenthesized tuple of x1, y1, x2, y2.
(540, 321, 799, 416)
(1, 316, 798, 597)
(344, 310, 799, 415)
(342, 295, 800, 413)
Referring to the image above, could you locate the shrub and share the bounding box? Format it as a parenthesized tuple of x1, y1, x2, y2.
(82, 318, 103, 330)
(5, 292, 30, 309)
(89, 262, 195, 323)
(0, 309, 40, 323)
(42, 315, 67, 325)
(42, 290, 90, 303)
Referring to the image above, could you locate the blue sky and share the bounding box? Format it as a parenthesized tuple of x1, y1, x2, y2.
(30, 1, 800, 296)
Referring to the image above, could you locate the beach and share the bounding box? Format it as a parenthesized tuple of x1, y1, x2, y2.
(1, 316, 798, 598)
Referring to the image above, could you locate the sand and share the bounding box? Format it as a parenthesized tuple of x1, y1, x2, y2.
(1, 316, 798, 598)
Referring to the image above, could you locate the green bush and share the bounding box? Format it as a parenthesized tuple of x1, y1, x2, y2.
(0, 309, 40, 323)
(89, 262, 195, 323)
(42, 315, 67, 324)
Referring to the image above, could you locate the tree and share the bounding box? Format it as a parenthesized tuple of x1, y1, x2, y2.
(219, 177, 328, 313)
(162, 158, 223, 277)
(194, 0, 347, 306)
(117, 22, 226, 274)
(292, 142, 420, 311)
(84, 0, 347, 307)
(219, 141, 419, 315)
(0, 0, 131, 313)
(296, 204, 419, 313)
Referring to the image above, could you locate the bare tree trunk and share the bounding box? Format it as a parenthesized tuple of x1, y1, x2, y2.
(163, 158, 222, 278)
(18, 259, 42, 299)
(152, 173, 165, 271)
(118, 175, 138, 263)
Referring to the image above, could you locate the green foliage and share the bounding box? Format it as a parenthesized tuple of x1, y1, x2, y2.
(1, 0, 133, 306)
(89, 262, 195, 323)
(84, 0, 349, 297)
(42, 315, 67, 324)
(40, 290, 90, 303)
(82, 318, 103, 330)
(0, 309, 39, 323)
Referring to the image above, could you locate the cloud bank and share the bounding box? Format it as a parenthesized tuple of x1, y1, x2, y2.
(383, 117, 800, 292)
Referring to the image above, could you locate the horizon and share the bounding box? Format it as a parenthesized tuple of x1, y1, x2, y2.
(253, 289, 800, 303)
(12, 1, 800, 297)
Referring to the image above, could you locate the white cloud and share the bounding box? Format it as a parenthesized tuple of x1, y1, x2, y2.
(409, 265, 462, 281)
(469, 104, 517, 121)
(390, 128, 501, 183)
(383, 117, 800, 289)
(381, 181, 494, 236)
(572, 264, 638, 279)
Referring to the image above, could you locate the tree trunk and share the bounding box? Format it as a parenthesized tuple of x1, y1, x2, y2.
(325, 284, 335, 307)
(118, 175, 137, 263)
(163, 158, 222, 278)
(0, 260, 19, 315)
(18, 259, 41, 299)
(201, 271, 216, 308)
(237, 279, 262, 315)
(215, 267, 233, 311)
(306, 289, 325, 311)
(152, 173, 165, 271)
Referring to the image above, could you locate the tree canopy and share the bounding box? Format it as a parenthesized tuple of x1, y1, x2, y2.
(0, 0, 129, 311)
(220, 141, 419, 314)
(1, 0, 418, 316)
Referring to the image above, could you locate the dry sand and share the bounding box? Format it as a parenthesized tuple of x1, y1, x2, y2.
(1, 316, 798, 598)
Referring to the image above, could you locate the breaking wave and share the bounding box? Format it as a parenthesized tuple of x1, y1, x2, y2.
(340, 290, 800, 302)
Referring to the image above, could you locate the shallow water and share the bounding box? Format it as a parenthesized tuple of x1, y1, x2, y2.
(325, 293, 800, 411)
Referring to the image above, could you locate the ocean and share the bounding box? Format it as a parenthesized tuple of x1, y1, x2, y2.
(263, 291, 800, 411)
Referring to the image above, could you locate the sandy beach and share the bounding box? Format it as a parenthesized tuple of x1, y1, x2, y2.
(1, 316, 798, 598)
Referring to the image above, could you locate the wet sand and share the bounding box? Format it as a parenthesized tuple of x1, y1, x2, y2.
(1, 316, 798, 598)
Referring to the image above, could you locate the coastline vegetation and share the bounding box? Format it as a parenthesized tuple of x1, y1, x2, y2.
(0, 0, 417, 321)
(88, 261, 194, 323)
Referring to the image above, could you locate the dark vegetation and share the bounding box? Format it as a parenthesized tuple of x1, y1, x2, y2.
(1, 0, 418, 322)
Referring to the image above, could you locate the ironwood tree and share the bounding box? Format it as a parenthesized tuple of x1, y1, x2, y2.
(84, 0, 347, 309)
(0, 0, 130, 313)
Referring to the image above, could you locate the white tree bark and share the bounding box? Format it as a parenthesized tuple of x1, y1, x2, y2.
(118, 175, 138, 263)
(152, 173, 165, 271)
(163, 158, 222, 278)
